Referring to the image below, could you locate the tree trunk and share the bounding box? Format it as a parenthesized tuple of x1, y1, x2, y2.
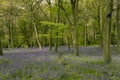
(98, 1, 103, 47)
(103, 0, 113, 63)
(42, 29, 45, 49)
(49, 30, 52, 51)
(31, 12, 42, 49)
(71, 0, 79, 56)
(73, 27, 79, 56)
(0, 37, 3, 56)
(49, 1, 53, 51)
(93, 26, 96, 44)
(66, 30, 71, 50)
(117, 0, 120, 53)
(32, 15, 42, 49)
(33, 22, 42, 49)
(84, 19, 87, 46)
(54, 0, 61, 52)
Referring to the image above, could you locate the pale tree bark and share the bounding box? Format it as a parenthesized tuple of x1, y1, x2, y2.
(32, 18, 42, 49)
(31, 11, 42, 49)
(117, 0, 120, 53)
(24, 0, 42, 49)
(103, 0, 113, 63)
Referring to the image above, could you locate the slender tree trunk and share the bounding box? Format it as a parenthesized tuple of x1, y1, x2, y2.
(8, 19, 11, 48)
(66, 30, 71, 50)
(31, 12, 42, 49)
(98, 1, 103, 47)
(117, 0, 120, 53)
(59, 0, 79, 55)
(54, 0, 61, 52)
(10, 19, 14, 48)
(7, 5, 13, 48)
(33, 22, 42, 49)
(49, 1, 53, 51)
(49, 30, 52, 51)
(32, 14, 42, 49)
(0, 36, 3, 56)
(54, 32, 58, 52)
(84, 20, 87, 46)
(103, 0, 113, 63)
(42, 29, 45, 49)
(83, 0, 88, 46)
(93, 26, 96, 44)
(24, 0, 42, 49)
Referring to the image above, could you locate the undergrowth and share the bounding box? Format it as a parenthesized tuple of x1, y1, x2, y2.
(0, 55, 120, 80)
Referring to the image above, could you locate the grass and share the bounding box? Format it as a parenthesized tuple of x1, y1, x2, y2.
(0, 58, 11, 65)
(0, 47, 120, 80)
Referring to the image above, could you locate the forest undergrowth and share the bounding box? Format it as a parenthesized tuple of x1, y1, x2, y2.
(0, 46, 120, 80)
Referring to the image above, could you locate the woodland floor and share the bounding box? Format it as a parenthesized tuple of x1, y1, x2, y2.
(0, 46, 120, 80)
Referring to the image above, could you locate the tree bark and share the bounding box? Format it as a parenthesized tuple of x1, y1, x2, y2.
(103, 0, 113, 63)
(46, 0, 53, 51)
(84, 17, 88, 46)
(71, 0, 79, 56)
(117, 0, 120, 53)
(31, 12, 42, 49)
(33, 20, 42, 49)
(0, 36, 3, 56)
(49, 30, 52, 51)
(98, 1, 103, 47)
(54, 0, 61, 52)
